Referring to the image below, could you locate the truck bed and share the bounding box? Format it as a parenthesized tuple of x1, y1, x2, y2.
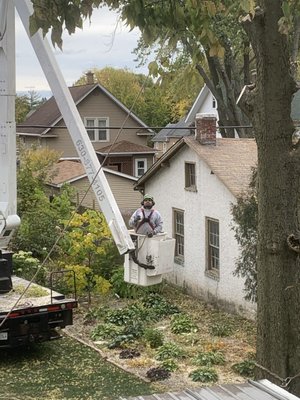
(0, 276, 73, 314)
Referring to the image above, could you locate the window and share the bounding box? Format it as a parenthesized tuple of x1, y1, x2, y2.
(185, 162, 196, 190)
(85, 117, 109, 142)
(173, 209, 184, 261)
(212, 97, 216, 109)
(135, 158, 147, 177)
(206, 218, 220, 273)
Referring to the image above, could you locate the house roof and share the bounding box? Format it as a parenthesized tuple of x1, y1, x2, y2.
(184, 84, 212, 124)
(17, 83, 154, 136)
(95, 140, 156, 155)
(135, 136, 257, 197)
(121, 380, 299, 400)
(48, 159, 138, 187)
(152, 119, 192, 143)
(153, 85, 217, 143)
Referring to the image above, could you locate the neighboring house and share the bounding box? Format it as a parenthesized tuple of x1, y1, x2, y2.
(134, 114, 257, 317)
(47, 160, 142, 219)
(17, 72, 156, 178)
(96, 140, 156, 178)
(153, 85, 218, 158)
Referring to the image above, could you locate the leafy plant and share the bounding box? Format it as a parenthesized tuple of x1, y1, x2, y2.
(232, 359, 255, 377)
(110, 268, 149, 299)
(170, 313, 197, 334)
(107, 334, 135, 349)
(142, 293, 180, 317)
(192, 351, 225, 367)
(155, 342, 185, 361)
(104, 304, 144, 326)
(119, 349, 141, 359)
(210, 322, 233, 337)
(122, 320, 145, 339)
(12, 251, 46, 285)
(189, 367, 218, 383)
(84, 306, 109, 324)
(159, 359, 178, 372)
(62, 264, 111, 304)
(231, 168, 258, 302)
(146, 367, 171, 381)
(143, 328, 164, 349)
(90, 323, 121, 341)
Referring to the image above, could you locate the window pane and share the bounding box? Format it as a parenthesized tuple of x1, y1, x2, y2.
(86, 119, 95, 141)
(174, 210, 184, 258)
(207, 219, 219, 271)
(98, 129, 107, 140)
(97, 119, 107, 141)
(185, 163, 196, 188)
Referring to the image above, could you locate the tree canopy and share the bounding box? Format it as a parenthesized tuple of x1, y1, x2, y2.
(75, 67, 200, 128)
(29, 0, 300, 395)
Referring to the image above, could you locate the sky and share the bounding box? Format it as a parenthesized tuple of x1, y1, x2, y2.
(15, 6, 149, 95)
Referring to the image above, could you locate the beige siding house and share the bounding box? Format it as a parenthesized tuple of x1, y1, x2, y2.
(47, 160, 142, 221)
(17, 74, 156, 178)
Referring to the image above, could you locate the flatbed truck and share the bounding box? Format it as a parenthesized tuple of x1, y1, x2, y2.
(0, 276, 77, 348)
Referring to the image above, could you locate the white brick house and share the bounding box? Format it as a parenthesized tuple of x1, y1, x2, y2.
(135, 114, 257, 317)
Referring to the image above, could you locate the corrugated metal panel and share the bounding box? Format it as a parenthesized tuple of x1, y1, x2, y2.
(120, 380, 300, 400)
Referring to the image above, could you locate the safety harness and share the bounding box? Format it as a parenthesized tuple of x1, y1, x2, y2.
(136, 208, 155, 232)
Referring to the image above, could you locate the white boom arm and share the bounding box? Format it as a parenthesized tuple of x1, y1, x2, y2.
(0, 1, 20, 249)
(13, 0, 135, 255)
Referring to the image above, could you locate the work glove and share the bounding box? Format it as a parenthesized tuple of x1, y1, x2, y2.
(134, 215, 141, 223)
(147, 232, 153, 238)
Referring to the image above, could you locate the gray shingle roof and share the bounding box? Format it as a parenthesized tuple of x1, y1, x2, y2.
(152, 119, 192, 142)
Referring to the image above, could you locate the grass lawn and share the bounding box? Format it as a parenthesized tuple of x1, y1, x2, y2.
(0, 337, 156, 400)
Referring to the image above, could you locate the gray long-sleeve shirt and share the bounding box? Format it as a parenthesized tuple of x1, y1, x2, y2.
(129, 207, 163, 235)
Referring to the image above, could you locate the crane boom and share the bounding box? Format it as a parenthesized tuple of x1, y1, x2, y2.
(0, 0, 20, 249)
(13, 0, 135, 255)
(0, 0, 175, 288)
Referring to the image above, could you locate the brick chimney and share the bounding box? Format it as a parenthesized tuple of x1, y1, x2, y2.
(86, 71, 95, 85)
(195, 113, 217, 145)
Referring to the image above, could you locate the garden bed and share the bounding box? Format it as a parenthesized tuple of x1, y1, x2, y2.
(65, 285, 256, 392)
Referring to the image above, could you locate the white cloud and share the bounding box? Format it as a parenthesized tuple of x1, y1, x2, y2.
(15, 6, 149, 92)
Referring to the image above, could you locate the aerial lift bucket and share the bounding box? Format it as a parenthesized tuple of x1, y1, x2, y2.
(124, 231, 175, 286)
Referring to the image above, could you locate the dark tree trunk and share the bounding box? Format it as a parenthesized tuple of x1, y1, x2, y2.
(242, 1, 300, 395)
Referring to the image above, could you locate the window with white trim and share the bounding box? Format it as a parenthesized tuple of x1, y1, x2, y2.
(206, 218, 220, 274)
(173, 209, 184, 261)
(135, 158, 147, 177)
(85, 117, 109, 142)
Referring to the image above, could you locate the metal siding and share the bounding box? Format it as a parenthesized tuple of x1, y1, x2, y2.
(120, 381, 298, 400)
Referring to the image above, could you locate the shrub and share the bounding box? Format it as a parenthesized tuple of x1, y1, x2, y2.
(189, 367, 218, 383)
(156, 342, 185, 361)
(170, 313, 197, 334)
(192, 351, 225, 367)
(143, 328, 164, 349)
(12, 251, 46, 285)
